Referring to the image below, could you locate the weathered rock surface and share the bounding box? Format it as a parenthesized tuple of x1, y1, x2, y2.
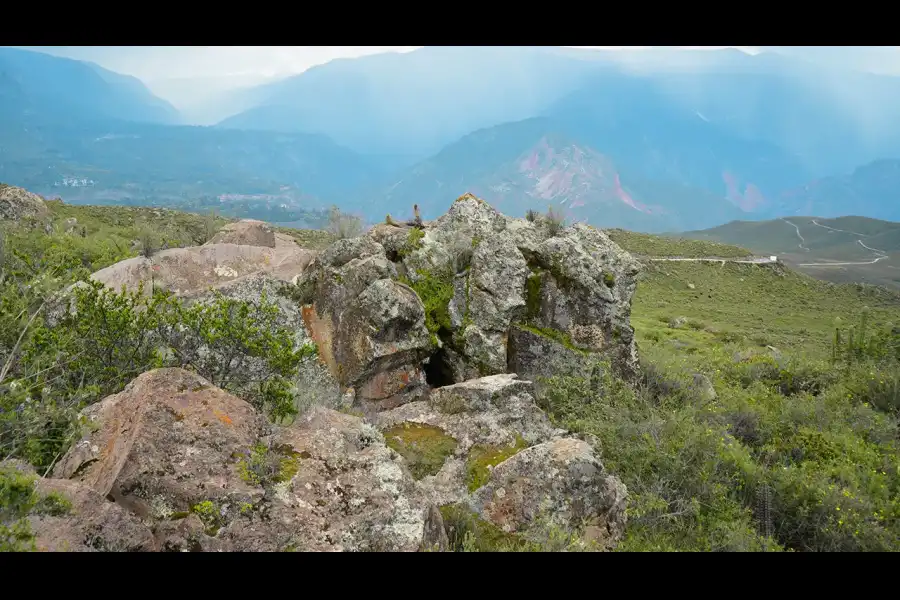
(297, 192, 641, 406)
(29, 478, 157, 552)
(52, 369, 266, 514)
(468, 437, 627, 548)
(297, 237, 432, 409)
(91, 239, 314, 297)
(220, 407, 427, 551)
(206, 219, 276, 248)
(0, 184, 49, 222)
(371, 373, 627, 546)
(44, 369, 432, 552)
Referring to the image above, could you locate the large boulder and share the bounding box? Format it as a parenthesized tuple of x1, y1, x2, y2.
(0, 183, 49, 222)
(297, 193, 641, 400)
(297, 237, 433, 410)
(206, 219, 276, 248)
(467, 438, 627, 548)
(373, 374, 625, 546)
(52, 369, 267, 515)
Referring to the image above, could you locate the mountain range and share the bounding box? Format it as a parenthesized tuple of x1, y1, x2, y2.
(1, 45, 899, 231)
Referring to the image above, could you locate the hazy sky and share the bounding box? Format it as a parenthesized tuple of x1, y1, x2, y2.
(24, 45, 900, 84)
(14, 45, 900, 116)
(19, 46, 900, 84)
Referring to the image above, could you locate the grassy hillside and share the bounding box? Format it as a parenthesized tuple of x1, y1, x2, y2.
(544, 231, 900, 551)
(605, 229, 751, 258)
(681, 216, 900, 289)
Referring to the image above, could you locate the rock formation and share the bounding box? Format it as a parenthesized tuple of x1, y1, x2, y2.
(29, 194, 641, 551)
(0, 183, 50, 222)
(298, 193, 641, 413)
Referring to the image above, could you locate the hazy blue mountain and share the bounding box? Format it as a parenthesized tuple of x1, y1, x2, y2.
(776, 159, 900, 221)
(217, 46, 605, 161)
(0, 49, 381, 222)
(0, 47, 180, 125)
(350, 117, 748, 232)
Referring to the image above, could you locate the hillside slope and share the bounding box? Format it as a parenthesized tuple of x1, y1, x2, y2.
(0, 47, 179, 125)
(682, 215, 900, 288)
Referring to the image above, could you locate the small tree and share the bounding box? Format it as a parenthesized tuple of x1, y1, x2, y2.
(327, 206, 364, 239)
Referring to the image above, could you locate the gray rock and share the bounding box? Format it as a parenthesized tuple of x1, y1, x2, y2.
(691, 373, 718, 402)
(0, 184, 49, 222)
(467, 438, 627, 547)
(207, 219, 276, 247)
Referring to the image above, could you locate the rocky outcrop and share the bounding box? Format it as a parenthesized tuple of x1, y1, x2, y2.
(206, 219, 276, 248)
(90, 234, 315, 297)
(0, 183, 49, 222)
(297, 193, 641, 414)
(371, 373, 626, 544)
(297, 237, 433, 410)
(47, 368, 426, 551)
(31, 367, 625, 551)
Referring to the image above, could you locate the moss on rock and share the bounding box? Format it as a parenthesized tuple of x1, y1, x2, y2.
(439, 503, 525, 551)
(465, 435, 528, 492)
(383, 422, 458, 480)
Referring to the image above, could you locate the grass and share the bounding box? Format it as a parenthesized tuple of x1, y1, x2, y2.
(606, 228, 751, 259)
(382, 422, 458, 480)
(530, 229, 900, 552)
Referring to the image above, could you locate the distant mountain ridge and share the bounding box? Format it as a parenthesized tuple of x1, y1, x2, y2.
(2, 46, 900, 234)
(680, 215, 900, 289)
(0, 47, 179, 125)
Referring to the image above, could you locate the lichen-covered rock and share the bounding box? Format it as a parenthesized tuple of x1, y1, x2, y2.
(0, 183, 49, 221)
(219, 407, 427, 552)
(527, 223, 641, 377)
(467, 438, 627, 547)
(207, 219, 276, 248)
(507, 324, 597, 395)
(298, 238, 433, 408)
(375, 374, 563, 507)
(53, 369, 266, 517)
(29, 478, 157, 552)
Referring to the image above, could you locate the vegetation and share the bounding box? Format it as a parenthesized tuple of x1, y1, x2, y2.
(3, 197, 900, 552)
(382, 422, 458, 480)
(606, 228, 751, 259)
(0, 201, 319, 475)
(529, 245, 900, 552)
(326, 206, 365, 240)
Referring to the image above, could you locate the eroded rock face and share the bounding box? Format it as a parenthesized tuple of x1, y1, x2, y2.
(206, 219, 276, 248)
(297, 238, 432, 409)
(0, 184, 49, 222)
(299, 193, 640, 395)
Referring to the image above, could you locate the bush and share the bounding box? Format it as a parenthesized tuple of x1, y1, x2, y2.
(544, 206, 566, 236)
(327, 206, 364, 239)
(0, 281, 317, 469)
(536, 352, 900, 552)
